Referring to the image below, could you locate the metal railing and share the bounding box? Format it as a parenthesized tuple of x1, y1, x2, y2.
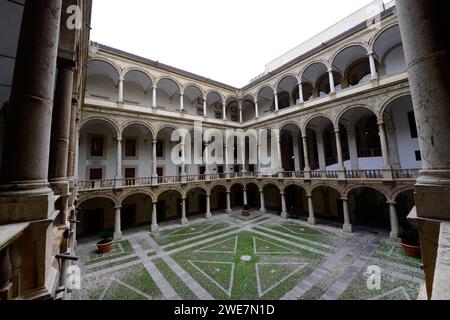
(76, 168, 420, 191)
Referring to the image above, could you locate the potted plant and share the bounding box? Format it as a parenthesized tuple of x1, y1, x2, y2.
(97, 231, 114, 254)
(399, 228, 421, 258)
(242, 205, 251, 217)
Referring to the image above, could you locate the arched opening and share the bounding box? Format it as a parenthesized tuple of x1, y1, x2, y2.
(301, 62, 329, 99)
(121, 123, 153, 183)
(332, 45, 370, 88)
(242, 96, 256, 121)
(306, 116, 336, 171)
(79, 119, 118, 182)
(285, 185, 308, 220)
(395, 190, 415, 230)
(155, 126, 180, 178)
(121, 193, 152, 230)
(77, 197, 116, 238)
(257, 86, 275, 117)
(263, 184, 281, 214)
(156, 78, 181, 113)
(183, 85, 204, 116)
(157, 190, 182, 222)
(210, 185, 227, 213)
(186, 188, 207, 218)
(382, 95, 421, 169)
(277, 75, 298, 109)
(317, 71, 342, 96)
(230, 184, 244, 209)
(280, 123, 304, 172)
(86, 60, 120, 101)
(373, 25, 406, 76)
(348, 187, 389, 231)
(339, 107, 381, 170)
(206, 91, 223, 119)
(311, 186, 343, 224)
(123, 70, 153, 107)
(246, 183, 260, 210)
(226, 97, 240, 122)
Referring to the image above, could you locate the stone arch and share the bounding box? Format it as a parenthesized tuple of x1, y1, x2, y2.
(275, 73, 300, 90)
(261, 181, 281, 192)
(155, 123, 183, 138)
(122, 67, 154, 84)
(310, 182, 344, 198)
(185, 184, 209, 197)
(369, 22, 400, 50)
(300, 60, 330, 81)
(210, 182, 227, 193)
(155, 76, 182, 90)
(335, 104, 377, 127)
(119, 190, 155, 205)
(378, 92, 413, 119)
(88, 58, 121, 77)
(330, 43, 370, 68)
(78, 193, 119, 207)
(205, 89, 225, 103)
(228, 181, 245, 193)
(281, 182, 308, 194)
(302, 113, 335, 133)
(120, 120, 155, 138)
(155, 186, 185, 200)
(181, 82, 205, 95)
(343, 184, 389, 199)
(80, 116, 120, 138)
(279, 120, 302, 133)
(390, 186, 415, 203)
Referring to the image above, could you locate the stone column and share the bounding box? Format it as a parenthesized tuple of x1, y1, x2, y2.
(180, 93, 184, 112)
(152, 85, 157, 108)
(203, 96, 207, 117)
(118, 77, 124, 103)
(342, 198, 353, 232)
(116, 138, 122, 180)
(347, 127, 360, 170)
(114, 206, 122, 240)
(328, 69, 336, 94)
(48, 61, 74, 185)
(152, 139, 158, 185)
(260, 191, 266, 214)
(274, 92, 279, 111)
(67, 101, 78, 180)
(180, 138, 186, 178)
(317, 134, 326, 171)
(239, 101, 243, 124)
(393, 0, 450, 299)
(226, 191, 232, 214)
(307, 195, 317, 225)
(151, 201, 158, 232)
(298, 81, 304, 104)
(243, 188, 248, 206)
(388, 201, 400, 239)
(206, 194, 212, 219)
(222, 102, 227, 120)
(368, 52, 378, 79)
(302, 135, 311, 171)
(0, 0, 62, 192)
(181, 197, 188, 225)
(335, 127, 346, 179)
(276, 134, 284, 173)
(254, 98, 259, 119)
(293, 134, 301, 172)
(377, 120, 392, 178)
(280, 192, 288, 219)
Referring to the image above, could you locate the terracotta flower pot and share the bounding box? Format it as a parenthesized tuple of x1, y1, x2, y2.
(401, 242, 421, 258)
(97, 238, 113, 254)
(242, 210, 250, 217)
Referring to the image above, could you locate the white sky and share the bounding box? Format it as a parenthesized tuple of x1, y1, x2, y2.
(91, 0, 376, 88)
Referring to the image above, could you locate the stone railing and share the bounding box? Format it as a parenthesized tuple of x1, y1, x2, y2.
(76, 168, 420, 192)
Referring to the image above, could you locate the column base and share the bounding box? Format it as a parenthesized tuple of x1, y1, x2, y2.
(260, 209, 266, 214)
(181, 218, 189, 225)
(390, 231, 399, 240)
(205, 212, 212, 219)
(281, 212, 288, 219)
(308, 217, 317, 225)
(343, 224, 354, 233)
(225, 209, 232, 214)
(151, 224, 159, 233)
(113, 232, 122, 241)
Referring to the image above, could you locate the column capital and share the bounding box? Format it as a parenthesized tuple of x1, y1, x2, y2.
(115, 206, 122, 210)
(377, 119, 385, 126)
(386, 200, 397, 205)
(340, 197, 348, 201)
(367, 51, 375, 56)
(152, 139, 158, 144)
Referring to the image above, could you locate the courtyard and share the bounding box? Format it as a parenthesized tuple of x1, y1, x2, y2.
(72, 211, 423, 300)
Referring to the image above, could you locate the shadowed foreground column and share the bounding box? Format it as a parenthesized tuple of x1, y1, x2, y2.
(396, 0, 450, 300)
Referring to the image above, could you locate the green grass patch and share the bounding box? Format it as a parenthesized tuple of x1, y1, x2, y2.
(85, 256, 140, 274)
(373, 240, 423, 268)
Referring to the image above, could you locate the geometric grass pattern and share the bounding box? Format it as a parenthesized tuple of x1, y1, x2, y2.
(74, 213, 424, 301)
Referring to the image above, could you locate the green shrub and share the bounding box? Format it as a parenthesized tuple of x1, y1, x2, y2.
(399, 228, 420, 246)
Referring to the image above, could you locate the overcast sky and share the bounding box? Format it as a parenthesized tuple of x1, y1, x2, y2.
(91, 0, 376, 88)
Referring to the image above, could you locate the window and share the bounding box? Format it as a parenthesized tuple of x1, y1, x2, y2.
(125, 139, 137, 157)
(215, 112, 222, 119)
(415, 150, 422, 161)
(90, 137, 104, 157)
(408, 112, 418, 139)
(156, 141, 164, 157)
(89, 168, 102, 180)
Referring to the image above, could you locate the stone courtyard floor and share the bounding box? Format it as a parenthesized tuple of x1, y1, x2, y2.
(72, 211, 424, 300)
